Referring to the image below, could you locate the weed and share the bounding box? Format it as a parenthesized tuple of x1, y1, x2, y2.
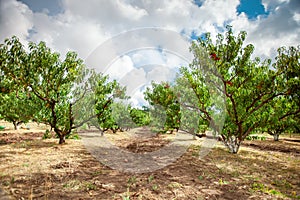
(244, 175, 260, 181)
(251, 182, 266, 191)
(198, 175, 204, 180)
(251, 182, 286, 198)
(20, 142, 28, 148)
(122, 187, 131, 200)
(218, 178, 229, 185)
(231, 171, 240, 177)
(127, 176, 137, 188)
(289, 191, 300, 199)
(152, 184, 159, 191)
(2, 180, 10, 186)
(192, 145, 201, 150)
(168, 182, 183, 188)
(22, 163, 29, 167)
(66, 133, 80, 140)
(12, 141, 31, 149)
(128, 176, 136, 184)
(272, 179, 292, 189)
(63, 180, 96, 191)
(192, 151, 199, 157)
(92, 170, 103, 176)
(196, 196, 205, 200)
(63, 180, 81, 190)
(148, 175, 154, 183)
(84, 182, 97, 191)
(269, 189, 283, 195)
(42, 129, 52, 139)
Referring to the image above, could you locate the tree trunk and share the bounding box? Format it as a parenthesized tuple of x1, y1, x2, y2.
(223, 136, 241, 154)
(273, 134, 279, 141)
(58, 134, 66, 144)
(13, 121, 18, 130)
(227, 142, 240, 154)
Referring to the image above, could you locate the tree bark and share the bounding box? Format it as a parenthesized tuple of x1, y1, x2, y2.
(13, 121, 18, 130)
(227, 141, 240, 154)
(58, 134, 66, 144)
(273, 134, 279, 141)
(223, 136, 241, 154)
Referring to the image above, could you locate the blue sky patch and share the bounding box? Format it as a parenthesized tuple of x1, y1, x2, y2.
(193, 0, 204, 7)
(237, 0, 269, 19)
(190, 31, 210, 41)
(19, 0, 63, 15)
(190, 31, 199, 40)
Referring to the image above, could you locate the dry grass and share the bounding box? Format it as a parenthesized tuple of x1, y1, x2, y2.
(0, 123, 299, 199)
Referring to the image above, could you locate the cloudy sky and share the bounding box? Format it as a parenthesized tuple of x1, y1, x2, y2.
(1, 0, 299, 107)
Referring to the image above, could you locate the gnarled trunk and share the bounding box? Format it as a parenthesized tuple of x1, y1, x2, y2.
(12, 121, 24, 130)
(273, 134, 279, 141)
(58, 134, 66, 144)
(13, 121, 18, 130)
(222, 136, 241, 154)
(227, 142, 240, 154)
(55, 129, 68, 144)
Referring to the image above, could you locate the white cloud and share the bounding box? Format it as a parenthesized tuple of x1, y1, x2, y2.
(119, 67, 147, 96)
(131, 50, 165, 67)
(294, 13, 300, 24)
(0, 0, 33, 44)
(105, 55, 135, 80)
(261, 0, 289, 11)
(230, 0, 300, 59)
(1, 0, 299, 75)
(163, 50, 189, 69)
(129, 88, 149, 108)
(116, 0, 148, 20)
(1, 0, 299, 108)
(146, 65, 177, 83)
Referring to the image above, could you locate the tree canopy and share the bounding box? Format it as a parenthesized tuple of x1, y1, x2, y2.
(0, 36, 124, 143)
(0, 30, 299, 152)
(177, 26, 299, 153)
(144, 82, 181, 133)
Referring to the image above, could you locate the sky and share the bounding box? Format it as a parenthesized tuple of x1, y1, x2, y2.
(0, 0, 299, 107)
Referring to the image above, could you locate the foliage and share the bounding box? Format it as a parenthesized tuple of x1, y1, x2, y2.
(77, 75, 126, 134)
(260, 46, 300, 140)
(130, 107, 151, 127)
(65, 132, 80, 140)
(0, 44, 43, 129)
(174, 75, 211, 135)
(0, 30, 298, 150)
(42, 129, 52, 139)
(245, 135, 266, 141)
(0, 36, 123, 143)
(0, 90, 41, 129)
(144, 82, 181, 133)
(111, 102, 135, 131)
(1, 36, 82, 143)
(180, 26, 291, 153)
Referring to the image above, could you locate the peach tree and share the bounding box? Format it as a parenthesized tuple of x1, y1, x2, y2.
(0, 36, 123, 144)
(180, 26, 290, 153)
(261, 46, 300, 140)
(144, 81, 181, 133)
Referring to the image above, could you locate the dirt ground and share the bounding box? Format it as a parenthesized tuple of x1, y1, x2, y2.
(0, 122, 299, 200)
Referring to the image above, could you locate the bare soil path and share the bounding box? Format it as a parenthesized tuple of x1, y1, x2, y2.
(80, 127, 194, 173)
